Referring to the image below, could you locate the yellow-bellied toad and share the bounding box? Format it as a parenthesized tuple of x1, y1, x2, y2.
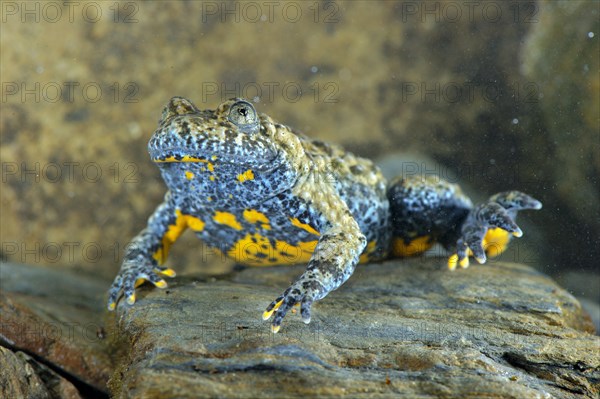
(108, 97, 542, 332)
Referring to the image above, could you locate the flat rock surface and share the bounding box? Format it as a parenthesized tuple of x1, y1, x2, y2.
(109, 258, 599, 398)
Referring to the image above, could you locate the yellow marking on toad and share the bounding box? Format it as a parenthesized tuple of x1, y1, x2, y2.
(290, 217, 321, 236)
(391, 236, 432, 257)
(227, 232, 317, 266)
(482, 227, 511, 257)
(134, 277, 167, 289)
(213, 211, 243, 230)
(262, 298, 284, 320)
(448, 254, 459, 270)
(448, 228, 511, 269)
(157, 268, 176, 277)
(359, 240, 378, 263)
(152, 210, 205, 264)
(243, 209, 271, 230)
(186, 216, 206, 232)
(155, 155, 203, 163)
(237, 169, 254, 183)
(155, 155, 215, 172)
(185, 171, 194, 180)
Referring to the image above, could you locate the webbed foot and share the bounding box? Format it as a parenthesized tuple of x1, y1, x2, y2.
(448, 191, 541, 270)
(262, 274, 324, 333)
(107, 258, 176, 310)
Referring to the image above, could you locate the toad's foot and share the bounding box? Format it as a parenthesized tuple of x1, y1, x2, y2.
(262, 273, 325, 333)
(448, 191, 542, 270)
(107, 258, 176, 310)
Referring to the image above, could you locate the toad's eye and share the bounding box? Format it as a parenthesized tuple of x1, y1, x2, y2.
(228, 100, 259, 134)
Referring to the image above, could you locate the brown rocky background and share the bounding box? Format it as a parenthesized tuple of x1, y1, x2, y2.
(1, 1, 599, 397)
(2, 1, 598, 281)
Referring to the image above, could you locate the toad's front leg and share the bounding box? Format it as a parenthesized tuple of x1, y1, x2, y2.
(263, 221, 367, 333)
(107, 192, 185, 310)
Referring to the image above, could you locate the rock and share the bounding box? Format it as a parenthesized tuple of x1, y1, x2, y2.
(1, 346, 51, 399)
(1, 259, 597, 397)
(0, 346, 82, 399)
(108, 258, 599, 398)
(0, 262, 112, 396)
(554, 270, 600, 333)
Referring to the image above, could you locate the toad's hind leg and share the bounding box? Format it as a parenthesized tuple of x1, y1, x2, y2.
(387, 175, 473, 258)
(387, 176, 542, 269)
(449, 191, 542, 269)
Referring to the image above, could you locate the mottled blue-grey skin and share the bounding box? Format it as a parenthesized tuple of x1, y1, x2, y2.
(108, 97, 542, 332)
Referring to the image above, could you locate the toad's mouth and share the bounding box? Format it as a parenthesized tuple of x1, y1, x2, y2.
(151, 154, 215, 163)
(150, 149, 285, 175)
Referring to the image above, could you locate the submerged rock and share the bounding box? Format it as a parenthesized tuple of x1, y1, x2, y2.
(1, 260, 597, 398)
(0, 262, 112, 396)
(0, 346, 82, 399)
(108, 258, 598, 398)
